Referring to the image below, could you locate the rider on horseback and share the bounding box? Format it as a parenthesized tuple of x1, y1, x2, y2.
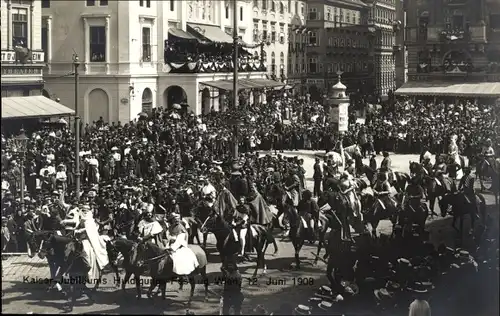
(433, 155, 450, 192)
(232, 197, 252, 258)
(165, 213, 200, 275)
(137, 206, 164, 246)
(297, 190, 319, 241)
(372, 171, 396, 213)
(339, 172, 361, 217)
(405, 176, 433, 217)
(457, 166, 479, 220)
(482, 138, 496, 166)
(421, 152, 433, 176)
(380, 151, 393, 183)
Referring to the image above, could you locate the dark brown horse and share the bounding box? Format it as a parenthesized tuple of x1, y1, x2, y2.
(360, 164, 409, 193)
(201, 210, 277, 277)
(136, 242, 209, 305)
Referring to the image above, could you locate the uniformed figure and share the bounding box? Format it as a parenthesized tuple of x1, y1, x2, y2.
(232, 197, 251, 258)
(433, 155, 450, 192)
(458, 167, 478, 219)
(405, 176, 433, 218)
(313, 158, 323, 197)
(372, 171, 396, 213)
(297, 190, 319, 240)
(380, 151, 393, 183)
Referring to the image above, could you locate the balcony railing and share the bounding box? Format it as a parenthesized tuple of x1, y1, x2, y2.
(440, 28, 470, 42)
(1, 49, 45, 64)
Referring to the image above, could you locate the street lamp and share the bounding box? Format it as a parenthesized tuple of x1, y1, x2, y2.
(14, 129, 29, 212)
(73, 54, 81, 200)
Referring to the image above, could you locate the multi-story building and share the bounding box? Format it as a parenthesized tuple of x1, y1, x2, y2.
(41, 0, 270, 124)
(365, 0, 398, 99)
(251, 0, 296, 81)
(394, 0, 407, 89)
(286, 0, 307, 92)
(400, 0, 500, 100)
(1, 0, 45, 97)
(302, 0, 374, 100)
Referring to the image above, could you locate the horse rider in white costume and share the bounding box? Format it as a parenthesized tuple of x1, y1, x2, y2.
(166, 213, 199, 275)
(73, 204, 110, 281)
(448, 134, 463, 179)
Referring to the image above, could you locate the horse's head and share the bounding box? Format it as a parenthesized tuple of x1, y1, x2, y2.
(409, 161, 421, 174)
(64, 237, 83, 262)
(200, 210, 222, 234)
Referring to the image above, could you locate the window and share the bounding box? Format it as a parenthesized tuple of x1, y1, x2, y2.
(301, 3, 304, 15)
(271, 30, 276, 42)
(100, 0, 108, 6)
(262, 0, 267, 10)
(254, 0, 259, 8)
(86, 0, 95, 6)
(347, 12, 350, 24)
(271, 1, 275, 12)
(309, 31, 317, 45)
(309, 58, 317, 73)
(326, 8, 331, 21)
(12, 8, 28, 48)
(491, 14, 500, 29)
(279, 2, 284, 14)
(240, 7, 243, 21)
(294, 2, 298, 14)
(309, 8, 317, 20)
(42, 0, 50, 8)
(271, 52, 276, 73)
(139, 0, 143, 6)
(170, 0, 175, 11)
(90, 26, 106, 62)
(142, 27, 151, 62)
(452, 14, 464, 29)
(280, 52, 284, 65)
(41, 26, 48, 62)
(225, 5, 229, 19)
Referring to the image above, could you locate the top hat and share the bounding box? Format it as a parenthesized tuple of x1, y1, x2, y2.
(317, 301, 332, 311)
(293, 305, 311, 315)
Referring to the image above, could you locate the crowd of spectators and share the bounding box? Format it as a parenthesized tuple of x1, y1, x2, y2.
(2, 94, 498, 253)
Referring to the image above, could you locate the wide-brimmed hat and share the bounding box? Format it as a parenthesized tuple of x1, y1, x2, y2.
(293, 305, 311, 315)
(397, 258, 412, 266)
(266, 167, 275, 173)
(317, 301, 332, 311)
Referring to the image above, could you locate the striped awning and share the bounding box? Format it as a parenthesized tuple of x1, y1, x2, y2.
(187, 23, 233, 44)
(395, 82, 500, 97)
(2, 96, 75, 120)
(200, 79, 286, 91)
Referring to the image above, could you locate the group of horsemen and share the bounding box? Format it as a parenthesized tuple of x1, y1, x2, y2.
(41, 136, 496, 281)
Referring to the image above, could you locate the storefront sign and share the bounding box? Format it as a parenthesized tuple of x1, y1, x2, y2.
(1, 50, 45, 63)
(1, 67, 42, 75)
(306, 79, 324, 85)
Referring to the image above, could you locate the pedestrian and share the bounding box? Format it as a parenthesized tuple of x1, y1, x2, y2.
(313, 157, 323, 197)
(220, 257, 244, 315)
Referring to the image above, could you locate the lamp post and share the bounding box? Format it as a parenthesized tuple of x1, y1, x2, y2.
(14, 129, 29, 212)
(73, 54, 81, 201)
(232, 0, 239, 159)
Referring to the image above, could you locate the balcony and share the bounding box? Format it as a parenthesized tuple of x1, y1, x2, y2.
(439, 28, 470, 42)
(1, 49, 45, 65)
(469, 24, 488, 43)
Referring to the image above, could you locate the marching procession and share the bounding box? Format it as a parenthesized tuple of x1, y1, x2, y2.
(2, 92, 499, 314)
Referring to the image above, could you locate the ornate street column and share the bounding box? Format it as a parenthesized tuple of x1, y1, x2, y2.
(105, 16, 110, 74)
(7, 1, 12, 49)
(46, 16, 53, 73)
(30, 3, 35, 49)
(83, 17, 89, 73)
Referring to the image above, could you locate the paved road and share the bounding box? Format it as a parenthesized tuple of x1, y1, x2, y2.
(2, 152, 498, 315)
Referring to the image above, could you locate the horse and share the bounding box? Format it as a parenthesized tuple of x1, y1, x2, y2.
(361, 192, 400, 237)
(438, 192, 486, 240)
(360, 164, 409, 193)
(396, 193, 428, 235)
(26, 230, 64, 286)
(476, 157, 500, 196)
(409, 161, 454, 216)
(201, 210, 275, 277)
(105, 237, 146, 298)
(315, 191, 345, 264)
(190, 200, 213, 249)
(136, 241, 208, 305)
(36, 234, 98, 312)
(113, 207, 137, 239)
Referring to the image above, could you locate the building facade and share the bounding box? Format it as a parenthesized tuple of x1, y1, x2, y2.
(365, 0, 398, 98)
(405, 0, 500, 86)
(301, 0, 374, 99)
(394, 0, 407, 89)
(285, 0, 307, 90)
(1, 0, 45, 97)
(41, 0, 269, 124)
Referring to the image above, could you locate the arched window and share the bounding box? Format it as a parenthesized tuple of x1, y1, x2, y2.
(280, 52, 285, 65)
(271, 51, 276, 73)
(271, 1, 275, 12)
(253, 0, 259, 8)
(280, 2, 284, 14)
(262, 50, 267, 61)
